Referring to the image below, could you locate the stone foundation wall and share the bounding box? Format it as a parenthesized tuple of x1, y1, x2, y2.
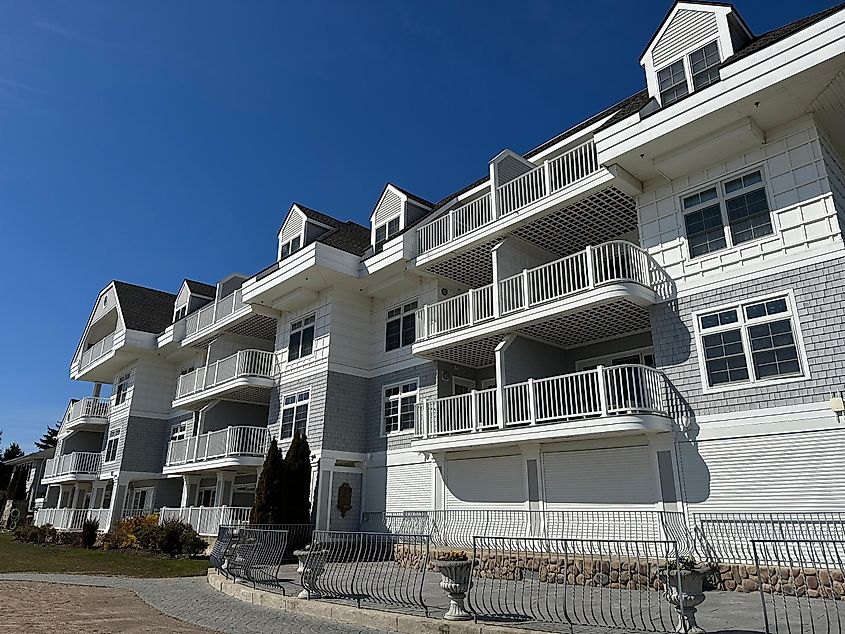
(392, 545, 845, 600)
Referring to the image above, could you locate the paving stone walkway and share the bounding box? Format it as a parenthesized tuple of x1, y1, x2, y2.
(0, 573, 399, 634)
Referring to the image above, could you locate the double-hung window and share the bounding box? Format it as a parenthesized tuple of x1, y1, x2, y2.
(280, 236, 302, 260)
(113, 371, 132, 406)
(374, 217, 400, 252)
(385, 301, 417, 351)
(170, 422, 187, 442)
(280, 391, 309, 438)
(697, 293, 805, 389)
(104, 429, 120, 463)
(683, 170, 773, 258)
(656, 40, 721, 106)
(383, 380, 418, 434)
(288, 315, 315, 361)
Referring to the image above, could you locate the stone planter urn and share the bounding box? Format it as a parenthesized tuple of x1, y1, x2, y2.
(434, 558, 475, 621)
(660, 565, 712, 633)
(294, 546, 327, 599)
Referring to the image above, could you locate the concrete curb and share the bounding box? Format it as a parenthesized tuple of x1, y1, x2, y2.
(207, 569, 547, 634)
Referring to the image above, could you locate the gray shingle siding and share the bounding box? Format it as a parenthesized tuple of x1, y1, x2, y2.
(270, 371, 329, 456)
(651, 257, 845, 418)
(322, 371, 368, 453)
(121, 416, 171, 473)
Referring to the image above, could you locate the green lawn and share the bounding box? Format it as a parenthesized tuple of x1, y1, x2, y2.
(0, 532, 209, 577)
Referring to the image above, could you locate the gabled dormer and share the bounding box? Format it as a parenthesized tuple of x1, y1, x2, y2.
(277, 203, 342, 261)
(369, 184, 433, 253)
(173, 279, 215, 323)
(640, 1, 752, 108)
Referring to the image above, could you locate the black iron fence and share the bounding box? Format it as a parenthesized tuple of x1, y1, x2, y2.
(226, 528, 290, 591)
(468, 536, 683, 632)
(692, 512, 845, 565)
(752, 540, 845, 633)
(301, 530, 430, 614)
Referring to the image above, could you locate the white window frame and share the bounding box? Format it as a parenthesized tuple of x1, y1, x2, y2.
(196, 486, 217, 507)
(655, 38, 723, 107)
(280, 389, 310, 439)
(104, 429, 120, 463)
(692, 289, 810, 394)
(127, 486, 154, 512)
(279, 234, 303, 261)
(680, 165, 775, 260)
(381, 378, 419, 436)
(452, 376, 476, 395)
(113, 370, 132, 407)
(385, 300, 418, 352)
(170, 422, 188, 442)
(374, 215, 401, 251)
(288, 314, 316, 362)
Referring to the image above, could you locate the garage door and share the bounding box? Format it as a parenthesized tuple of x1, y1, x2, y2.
(363, 462, 432, 512)
(680, 428, 845, 512)
(445, 454, 525, 509)
(542, 445, 657, 508)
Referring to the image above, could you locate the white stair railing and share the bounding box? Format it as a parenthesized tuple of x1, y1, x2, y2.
(415, 241, 653, 341)
(416, 139, 600, 255)
(414, 365, 667, 438)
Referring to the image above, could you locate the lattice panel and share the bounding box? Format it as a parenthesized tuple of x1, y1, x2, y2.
(512, 187, 637, 257)
(427, 239, 500, 287)
(420, 334, 505, 369)
(228, 315, 277, 341)
(517, 300, 651, 349)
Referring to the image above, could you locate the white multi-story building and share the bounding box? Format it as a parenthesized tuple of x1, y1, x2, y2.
(38, 0, 845, 538)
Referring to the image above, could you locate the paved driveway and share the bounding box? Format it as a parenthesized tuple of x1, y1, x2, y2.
(0, 573, 397, 634)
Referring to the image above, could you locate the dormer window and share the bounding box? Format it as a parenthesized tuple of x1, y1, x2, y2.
(690, 41, 720, 90)
(658, 60, 688, 106)
(280, 236, 301, 260)
(374, 217, 400, 252)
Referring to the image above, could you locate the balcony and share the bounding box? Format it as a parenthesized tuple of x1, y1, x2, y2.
(172, 350, 276, 410)
(163, 425, 269, 473)
(78, 331, 116, 370)
(182, 289, 276, 346)
(63, 397, 110, 432)
(414, 242, 662, 366)
(418, 140, 601, 257)
(413, 365, 672, 451)
(42, 452, 102, 483)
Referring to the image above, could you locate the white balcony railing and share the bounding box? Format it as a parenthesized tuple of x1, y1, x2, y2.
(165, 425, 270, 467)
(158, 506, 251, 536)
(414, 365, 668, 439)
(175, 349, 276, 400)
(43, 452, 102, 479)
(417, 139, 599, 255)
(78, 331, 116, 369)
(184, 289, 244, 338)
(67, 397, 110, 423)
(416, 241, 653, 341)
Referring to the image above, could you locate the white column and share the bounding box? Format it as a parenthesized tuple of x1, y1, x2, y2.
(180, 475, 200, 507)
(215, 472, 236, 506)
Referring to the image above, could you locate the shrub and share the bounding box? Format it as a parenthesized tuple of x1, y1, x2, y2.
(81, 518, 99, 548)
(13, 524, 58, 545)
(101, 513, 158, 550)
(155, 520, 207, 557)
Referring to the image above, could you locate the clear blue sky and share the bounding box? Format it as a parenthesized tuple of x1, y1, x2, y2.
(0, 0, 834, 451)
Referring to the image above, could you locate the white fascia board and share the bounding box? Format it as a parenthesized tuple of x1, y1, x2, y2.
(525, 113, 616, 165)
(369, 184, 408, 224)
(597, 10, 845, 162)
(361, 234, 411, 277)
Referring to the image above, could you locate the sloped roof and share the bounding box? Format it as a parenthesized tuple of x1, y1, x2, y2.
(389, 183, 434, 209)
(722, 1, 845, 67)
(5, 448, 55, 465)
(296, 203, 344, 228)
(316, 221, 371, 256)
(113, 281, 177, 334)
(184, 279, 216, 297)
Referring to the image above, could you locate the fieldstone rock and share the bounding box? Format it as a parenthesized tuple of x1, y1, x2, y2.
(725, 580, 737, 591)
(741, 578, 758, 592)
(807, 575, 819, 590)
(593, 573, 610, 586)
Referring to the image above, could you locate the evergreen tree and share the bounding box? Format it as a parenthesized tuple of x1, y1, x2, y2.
(0, 443, 23, 491)
(9, 467, 27, 500)
(282, 432, 312, 525)
(251, 438, 283, 525)
(35, 425, 59, 451)
(3, 444, 23, 461)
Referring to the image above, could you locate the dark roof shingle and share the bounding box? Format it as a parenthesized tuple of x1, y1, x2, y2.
(295, 203, 344, 228)
(184, 279, 216, 297)
(113, 281, 177, 333)
(316, 221, 371, 256)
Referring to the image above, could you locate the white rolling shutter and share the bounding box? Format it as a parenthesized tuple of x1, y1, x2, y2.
(542, 446, 657, 509)
(364, 463, 432, 512)
(445, 454, 525, 509)
(680, 429, 845, 512)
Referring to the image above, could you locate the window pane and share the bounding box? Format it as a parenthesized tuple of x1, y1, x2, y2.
(300, 325, 315, 357)
(385, 318, 401, 351)
(294, 404, 308, 434)
(288, 330, 302, 360)
(281, 408, 295, 437)
(658, 60, 689, 105)
(727, 188, 773, 244)
(401, 313, 416, 347)
(748, 319, 800, 379)
(685, 204, 726, 257)
(690, 42, 720, 91)
(702, 330, 749, 385)
(387, 217, 400, 237)
(683, 188, 718, 209)
(400, 394, 416, 430)
(375, 225, 386, 244)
